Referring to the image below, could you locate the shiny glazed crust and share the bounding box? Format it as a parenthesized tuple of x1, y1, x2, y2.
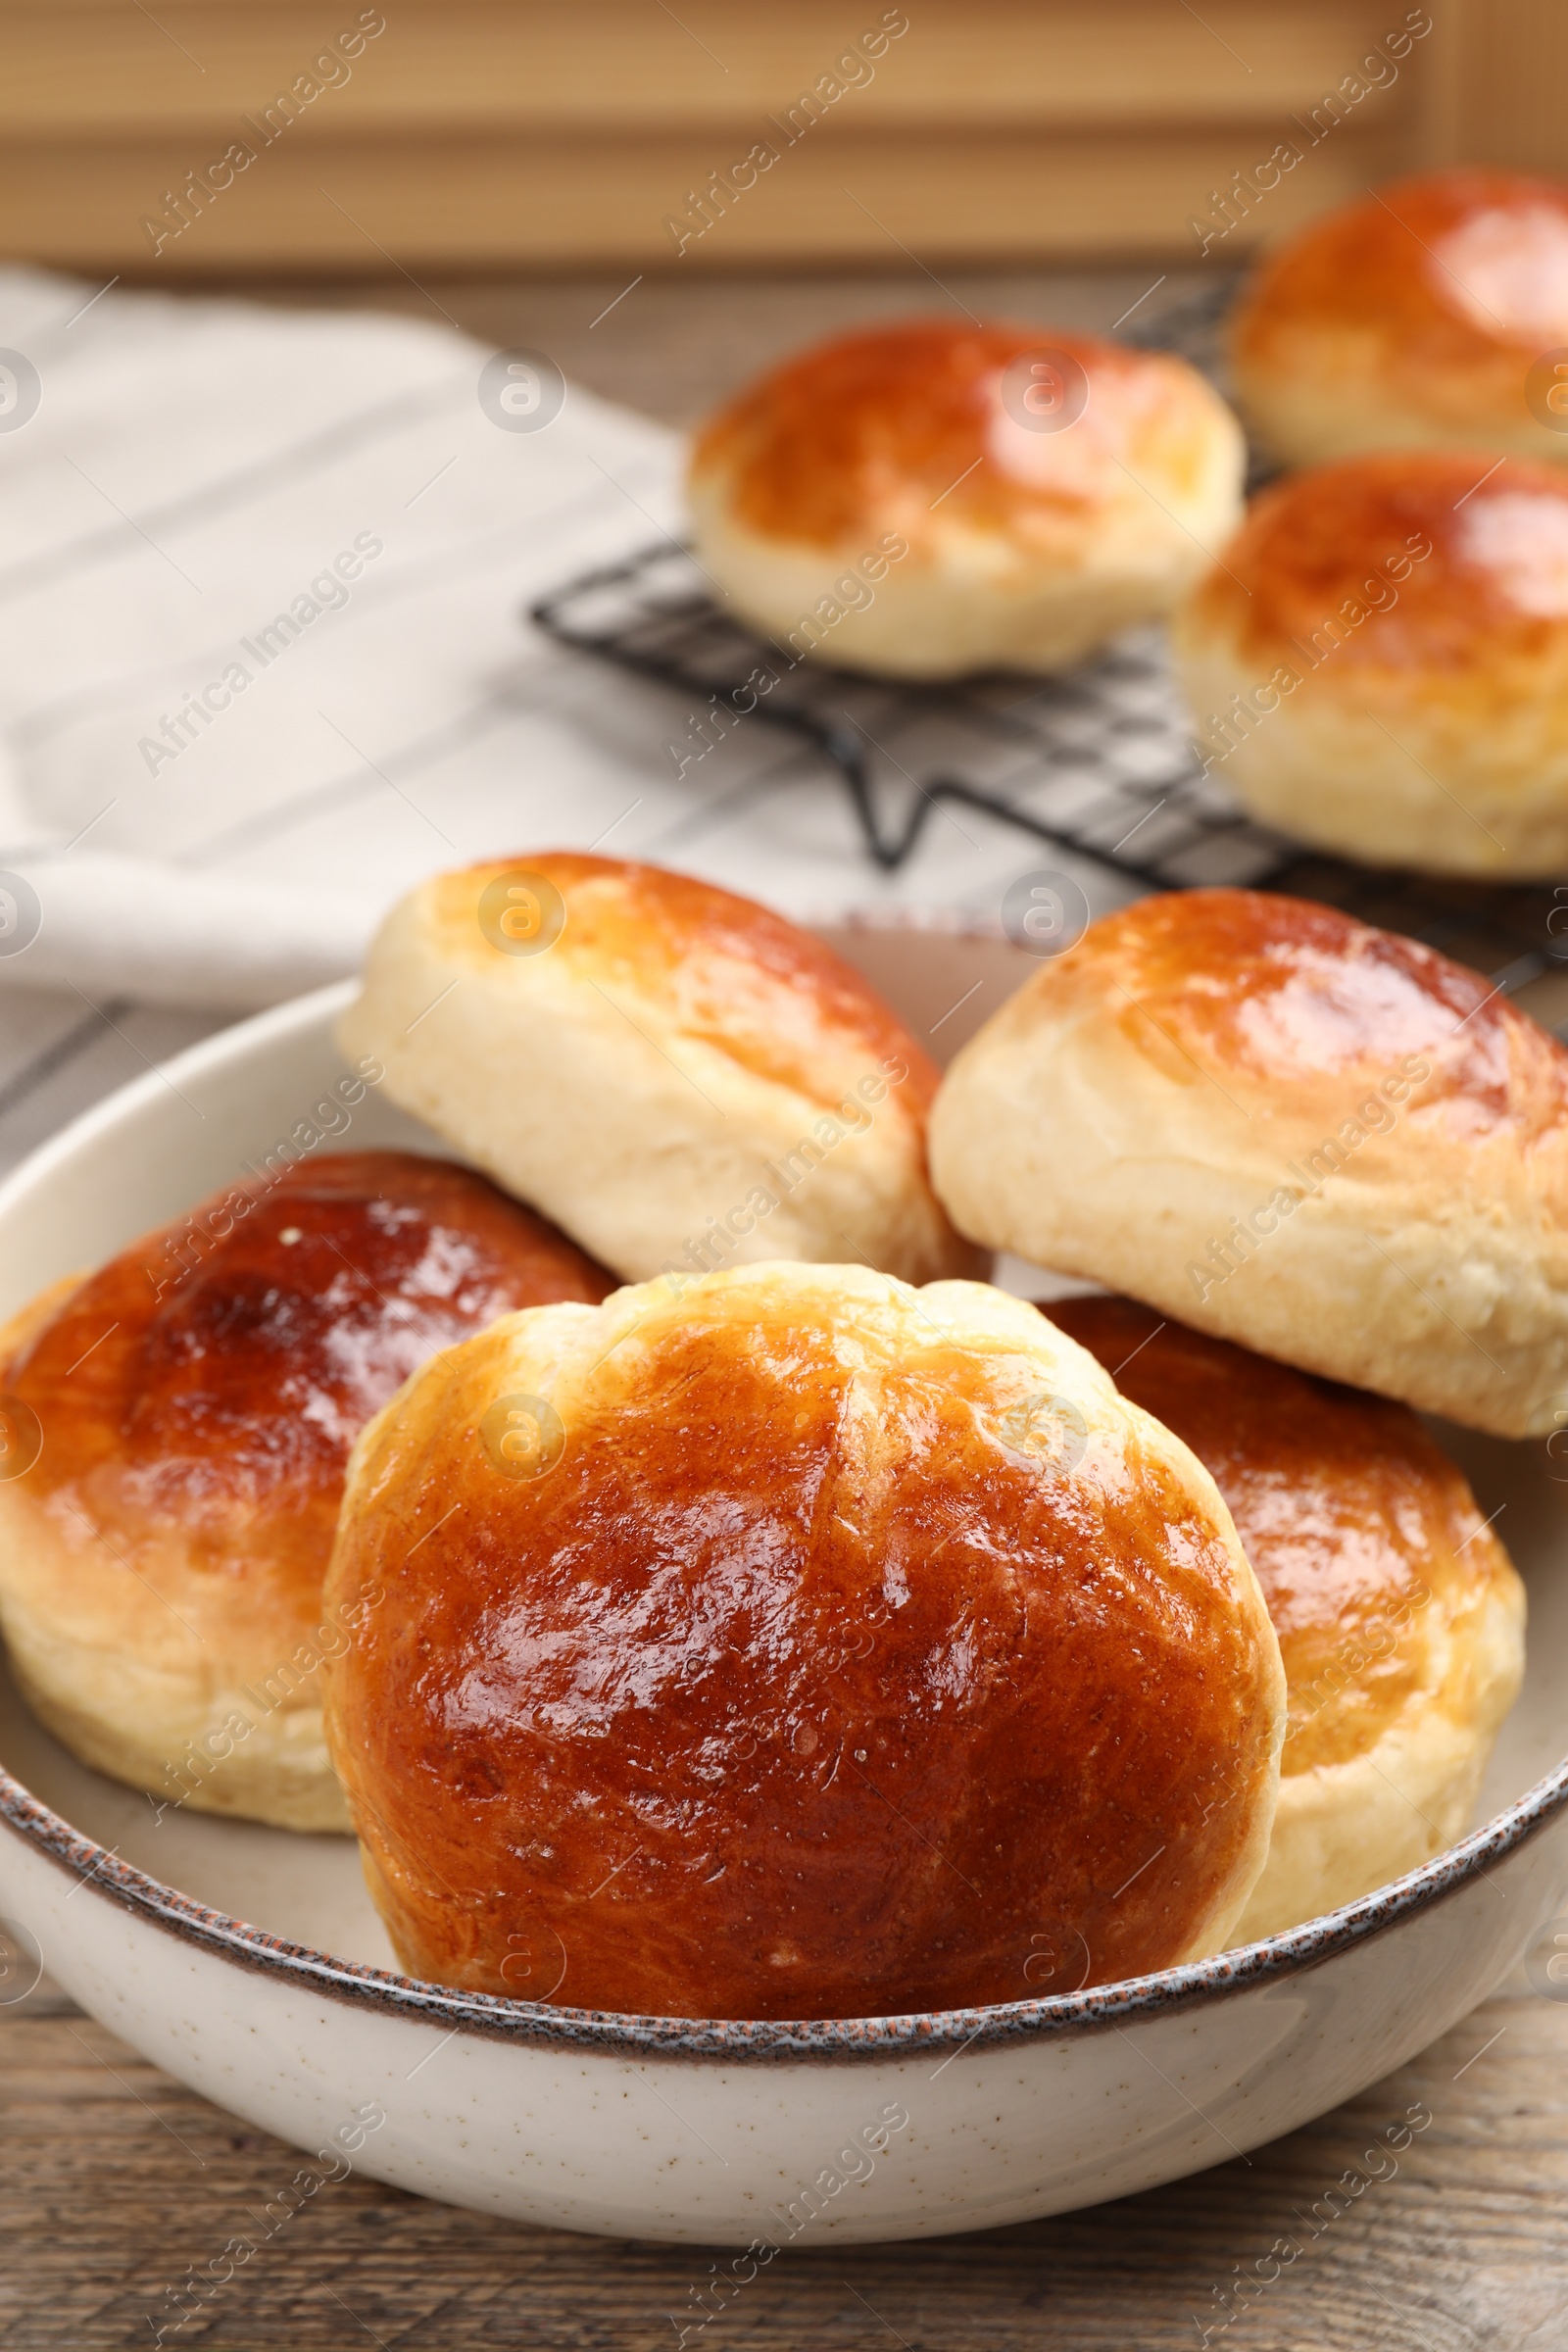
(337, 853, 978, 1289)
(1231, 168, 1568, 466)
(1174, 451, 1568, 875)
(1048, 1298, 1525, 1939)
(928, 890, 1568, 1438)
(0, 1152, 612, 1830)
(322, 1262, 1285, 2021)
(687, 319, 1244, 677)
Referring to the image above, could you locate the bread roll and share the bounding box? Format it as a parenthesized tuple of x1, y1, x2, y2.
(1048, 1298, 1525, 1939)
(0, 1151, 612, 1831)
(338, 853, 977, 1290)
(687, 319, 1245, 679)
(929, 888, 1568, 1439)
(1232, 168, 1568, 468)
(323, 1262, 1284, 2020)
(1175, 449, 1568, 875)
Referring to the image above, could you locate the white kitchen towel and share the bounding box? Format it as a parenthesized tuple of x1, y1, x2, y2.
(0, 269, 1092, 1015)
(0, 267, 711, 1008)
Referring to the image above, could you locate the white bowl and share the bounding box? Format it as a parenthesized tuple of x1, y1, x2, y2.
(1, 928, 1566, 2247)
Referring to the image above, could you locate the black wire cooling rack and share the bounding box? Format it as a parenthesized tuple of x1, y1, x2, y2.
(528, 279, 1567, 999)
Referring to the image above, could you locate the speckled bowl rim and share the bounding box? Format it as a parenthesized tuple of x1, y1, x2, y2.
(1, 949, 1565, 2061)
(6, 1698, 1565, 2064)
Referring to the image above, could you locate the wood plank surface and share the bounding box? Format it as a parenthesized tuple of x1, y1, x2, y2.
(6, 3, 1567, 274)
(0, 126, 1412, 273)
(0, 1, 1412, 132)
(4, 1968, 1565, 2348)
(0, 0, 1444, 270)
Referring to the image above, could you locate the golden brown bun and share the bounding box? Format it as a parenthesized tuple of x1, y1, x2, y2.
(929, 889, 1568, 1440)
(1232, 168, 1568, 467)
(1047, 1298, 1525, 1939)
(338, 853, 978, 1290)
(1174, 450, 1568, 875)
(0, 1152, 612, 1831)
(322, 1263, 1284, 2020)
(688, 319, 1244, 678)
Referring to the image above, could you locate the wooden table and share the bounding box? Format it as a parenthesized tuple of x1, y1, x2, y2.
(7, 1965, 1566, 2349)
(4, 270, 1566, 2351)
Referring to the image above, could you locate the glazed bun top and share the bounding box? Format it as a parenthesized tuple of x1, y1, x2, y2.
(323, 1263, 1284, 2021)
(995, 886, 1568, 1153)
(1238, 168, 1568, 346)
(1178, 449, 1568, 679)
(689, 318, 1242, 562)
(338, 853, 974, 1288)
(1233, 169, 1568, 418)
(928, 887, 1568, 1438)
(4, 1152, 613, 1621)
(1045, 1297, 1519, 1776)
(414, 851, 935, 1115)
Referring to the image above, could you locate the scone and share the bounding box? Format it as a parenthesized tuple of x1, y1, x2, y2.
(1231, 167, 1568, 467)
(687, 319, 1245, 678)
(338, 853, 978, 1289)
(1175, 449, 1568, 875)
(929, 888, 1568, 1439)
(322, 1263, 1285, 2020)
(0, 1151, 612, 1831)
(1049, 1298, 1526, 1940)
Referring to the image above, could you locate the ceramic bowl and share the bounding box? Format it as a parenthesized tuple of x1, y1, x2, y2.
(2, 925, 1567, 2248)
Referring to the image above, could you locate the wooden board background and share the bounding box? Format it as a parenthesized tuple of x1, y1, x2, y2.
(1, 0, 1565, 274)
